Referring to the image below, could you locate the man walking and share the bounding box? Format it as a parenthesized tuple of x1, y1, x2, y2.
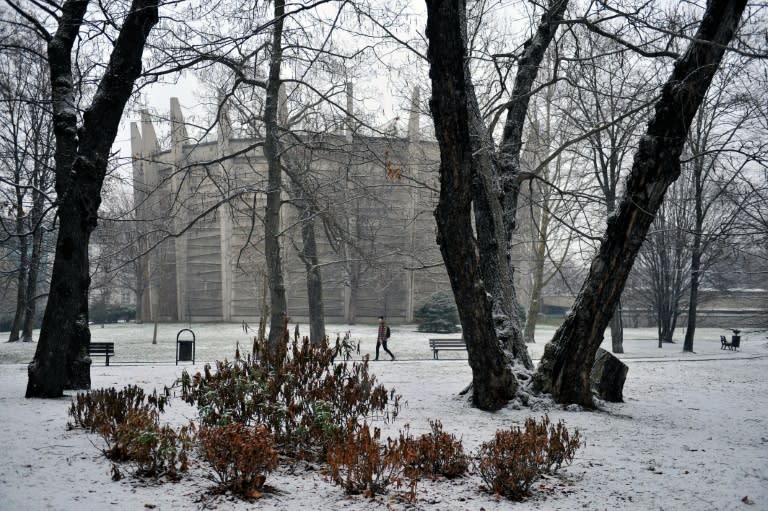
(375, 316, 395, 361)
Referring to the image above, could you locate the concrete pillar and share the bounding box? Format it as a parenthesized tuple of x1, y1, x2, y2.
(343, 82, 354, 322)
(170, 98, 189, 321)
(140, 111, 161, 322)
(407, 87, 420, 143)
(345, 82, 354, 143)
(217, 96, 233, 321)
(404, 87, 421, 322)
(130, 122, 152, 322)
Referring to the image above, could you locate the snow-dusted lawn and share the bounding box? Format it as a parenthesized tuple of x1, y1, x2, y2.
(1, 324, 766, 510)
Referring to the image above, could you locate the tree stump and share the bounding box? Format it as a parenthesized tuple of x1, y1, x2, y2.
(590, 348, 628, 402)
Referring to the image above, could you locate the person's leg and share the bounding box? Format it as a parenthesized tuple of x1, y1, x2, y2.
(375, 341, 381, 360)
(383, 341, 394, 360)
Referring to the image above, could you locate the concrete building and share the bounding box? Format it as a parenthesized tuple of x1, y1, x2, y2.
(129, 94, 451, 324)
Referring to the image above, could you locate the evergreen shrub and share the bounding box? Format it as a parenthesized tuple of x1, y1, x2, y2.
(415, 291, 460, 333)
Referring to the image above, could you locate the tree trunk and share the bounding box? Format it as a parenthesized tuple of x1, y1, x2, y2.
(605, 195, 624, 354)
(8, 197, 28, 342)
(287, 165, 326, 344)
(8, 238, 28, 343)
(493, 0, 567, 364)
(21, 215, 44, 342)
(26, 0, 159, 398)
(683, 179, 704, 352)
(263, 0, 288, 353)
(427, 0, 566, 382)
(496, 0, 568, 246)
(468, 76, 532, 370)
(302, 214, 325, 344)
(425, 0, 517, 411)
(152, 299, 159, 345)
(609, 302, 624, 354)
(22, 114, 51, 343)
(534, 0, 747, 407)
(523, 207, 549, 343)
(683, 247, 701, 352)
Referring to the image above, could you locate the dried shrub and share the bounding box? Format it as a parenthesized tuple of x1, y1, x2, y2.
(477, 416, 583, 500)
(67, 385, 187, 480)
(198, 423, 278, 497)
(109, 409, 193, 479)
(405, 420, 468, 479)
(67, 384, 168, 436)
(179, 335, 402, 459)
(326, 421, 417, 499)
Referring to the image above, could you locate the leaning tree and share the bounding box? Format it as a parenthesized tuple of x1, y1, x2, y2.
(535, 0, 748, 406)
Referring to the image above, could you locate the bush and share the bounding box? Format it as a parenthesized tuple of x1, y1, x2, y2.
(405, 420, 468, 479)
(198, 423, 278, 497)
(476, 416, 583, 500)
(89, 303, 136, 324)
(415, 291, 460, 333)
(326, 421, 417, 499)
(68, 385, 169, 437)
(111, 409, 193, 479)
(68, 385, 188, 479)
(178, 335, 402, 459)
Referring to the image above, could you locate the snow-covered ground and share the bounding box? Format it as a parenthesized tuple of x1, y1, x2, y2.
(1, 323, 766, 510)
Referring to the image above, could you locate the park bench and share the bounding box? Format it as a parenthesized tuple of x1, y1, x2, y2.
(88, 342, 115, 366)
(428, 338, 466, 359)
(720, 335, 740, 351)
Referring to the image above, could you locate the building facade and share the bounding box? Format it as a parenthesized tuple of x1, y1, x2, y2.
(130, 96, 451, 324)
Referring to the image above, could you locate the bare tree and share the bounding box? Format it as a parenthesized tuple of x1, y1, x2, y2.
(681, 57, 761, 351)
(559, 30, 657, 353)
(0, 35, 55, 342)
(8, 0, 160, 397)
(630, 179, 694, 346)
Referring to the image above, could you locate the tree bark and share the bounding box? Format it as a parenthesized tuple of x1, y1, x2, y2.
(301, 210, 325, 344)
(609, 302, 624, 354)
(425, 0, 517, 411)
(468, 75, 532, 370)
(8, 204, 28, 342)
(493, 0, 567, 366)
(263, 0, 289, 353)
(534, 0, 747, 407)
(683, 168, 705, 352)
(286, 164, 326, 344)
(26, 0, 159, 397)
(523, 195, 550, 343)
(21, 185, 46, 342)
(496, 0, 568, 245)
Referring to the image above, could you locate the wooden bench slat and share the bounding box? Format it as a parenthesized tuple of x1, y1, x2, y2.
(428, 338, 466, 359)
(88, 342, 115, 366)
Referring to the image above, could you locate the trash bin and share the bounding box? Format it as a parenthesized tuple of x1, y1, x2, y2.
(176, 329, 196, 365)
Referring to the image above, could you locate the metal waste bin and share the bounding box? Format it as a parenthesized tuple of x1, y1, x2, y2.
(176, 328, 196, 365)
(731, 329, 741, 350)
